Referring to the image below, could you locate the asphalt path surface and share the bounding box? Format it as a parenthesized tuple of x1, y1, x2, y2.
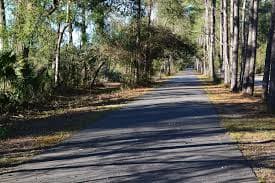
(0, 71, 258, 183)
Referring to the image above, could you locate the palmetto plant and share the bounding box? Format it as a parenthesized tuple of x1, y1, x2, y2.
(0, 51, 50, 111)
(0, 51, 17, 93)
(0, 51, 17, 112)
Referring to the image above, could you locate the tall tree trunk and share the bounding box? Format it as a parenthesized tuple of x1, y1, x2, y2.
(243, 1, 253, 93)
(230, 0, 240, 92)
(220, 0, 224, 71)
(243, 0, 259, 95)
(203, 35, 207, 75)
(209, 0, 216, 81)
(223, 0, 230, 85)
(66, 0, 73, 45)
(136, 0, 141, 84)
(268, 0, 275, 111)
(230, 0, 234, 68)
(168, 55, 172, 76)
(247, 0, 259, 95)
(68, 23, 73, 45)
(263, 1, 275, 101)
(204, 0, 210, 76)
(54, 24, 69, 86)
(145, 0, 153, 81)
(239, 0, 248, 89)
(0, 0, 6, 50)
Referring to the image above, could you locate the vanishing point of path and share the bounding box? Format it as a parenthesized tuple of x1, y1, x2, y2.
(1, 71, 257, 183)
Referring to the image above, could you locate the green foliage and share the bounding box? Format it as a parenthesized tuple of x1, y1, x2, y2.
(0, 51, 17, 86)
(0, 0, 199, 113)
(0, 50, 52, 111)
(0, 126, 8, 139)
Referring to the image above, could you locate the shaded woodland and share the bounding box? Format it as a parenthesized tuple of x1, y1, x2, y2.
(197, 0, 275, 111)
(0, 0, 198, 114)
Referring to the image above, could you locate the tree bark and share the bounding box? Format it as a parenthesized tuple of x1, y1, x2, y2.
(203, 35, 207, 75)
(263, 0, 275, 101)
(136, 0, 142, 84)
(0, 0, 6, 50)
(145, 0, 153, 81)
(68, 23, 73, 45)
(220, 0, 224, 71)
(168, 55, 172, 76)
(204, 0, 210, 76)
(54, 24, 69, 86)
(268, 0, 275, 111)
(209, 0, 216, 81)
(243, 0, 259, 95)
(239, 0, 248, 89)
(67, 0, 73, 45)
(223, 0, 230, 85)
(230, 0, 240, 92)
(243, 1, 253, 93)
(230, 0, 234, 68)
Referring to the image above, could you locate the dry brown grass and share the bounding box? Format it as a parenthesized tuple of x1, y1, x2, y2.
(199, 75, 275, 183)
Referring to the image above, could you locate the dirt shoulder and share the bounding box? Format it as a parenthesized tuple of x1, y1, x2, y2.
(199, 75, 275, 183)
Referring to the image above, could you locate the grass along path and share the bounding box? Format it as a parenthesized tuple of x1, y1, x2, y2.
(199, 75, 275, 183)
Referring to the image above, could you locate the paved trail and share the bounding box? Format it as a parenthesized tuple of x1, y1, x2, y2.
(1, 71, 257, 183)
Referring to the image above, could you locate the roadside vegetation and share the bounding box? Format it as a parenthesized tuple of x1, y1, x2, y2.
(0, 0, 199, 170)
(204, 77, 275, 182)
(200, 76, 274, 183)
(195, 1, 275, 182)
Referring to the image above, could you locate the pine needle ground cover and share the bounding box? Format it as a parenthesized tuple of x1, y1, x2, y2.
(200, 76, 275, 183)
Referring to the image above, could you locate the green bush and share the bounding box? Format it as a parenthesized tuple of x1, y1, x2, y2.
(0, 51, 52, 113)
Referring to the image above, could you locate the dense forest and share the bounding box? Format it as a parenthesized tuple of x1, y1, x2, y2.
(196, 0, 275, 111)
(0, 0, 200, 114)
(0, 0, 274, 113)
